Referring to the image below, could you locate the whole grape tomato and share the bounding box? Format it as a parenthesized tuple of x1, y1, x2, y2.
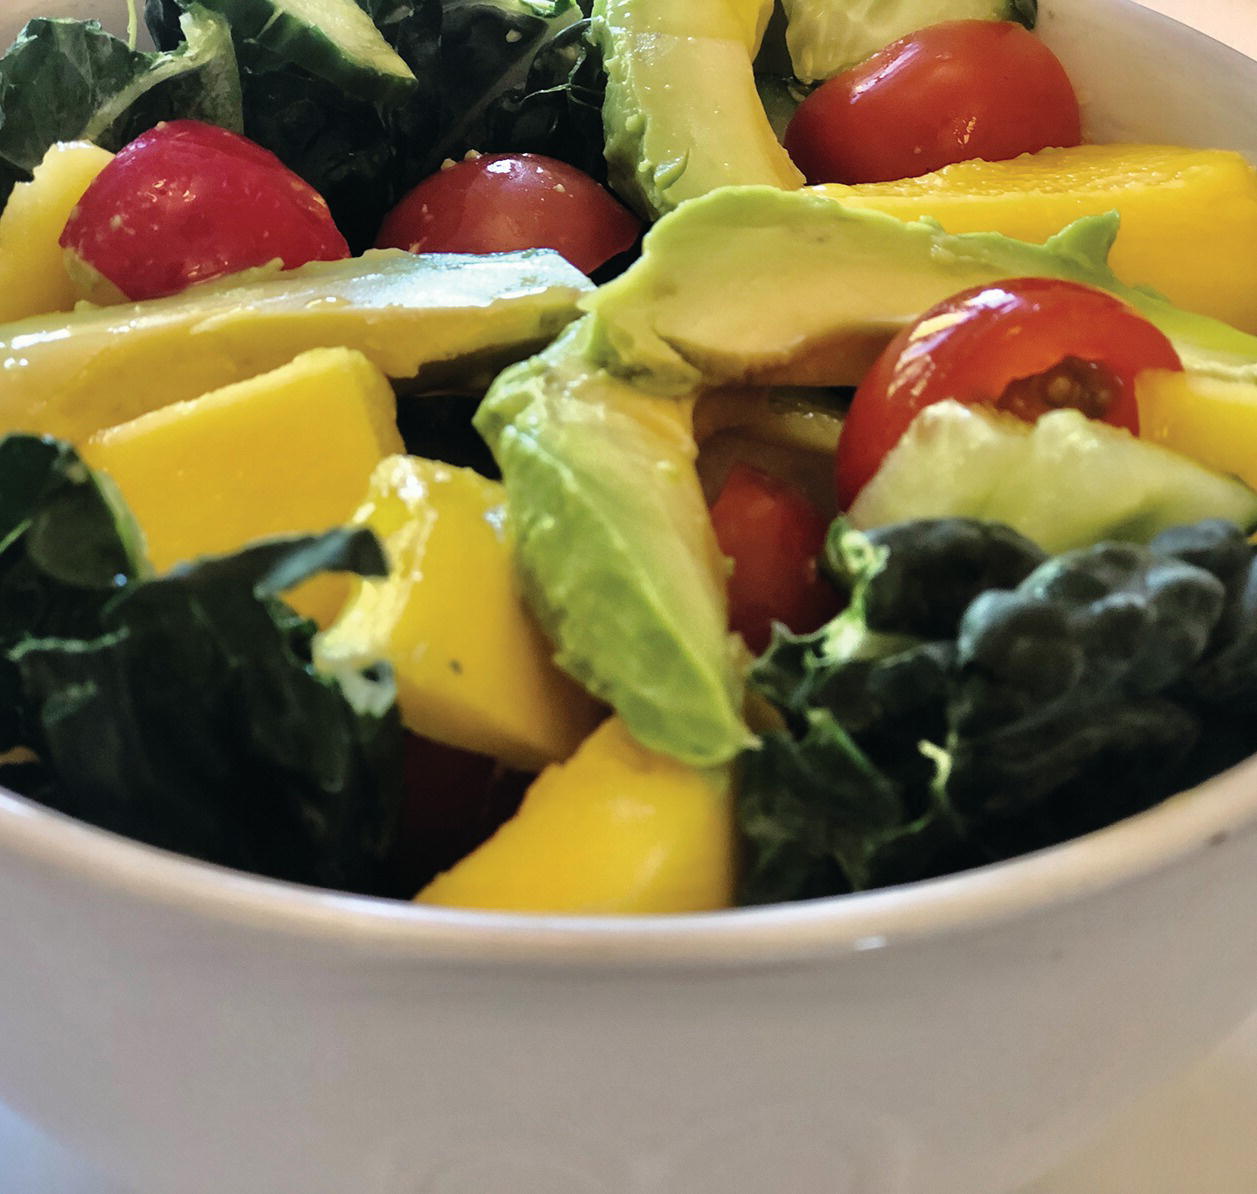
(784, 20, 1082, 185)
(374, 153, 641, 276)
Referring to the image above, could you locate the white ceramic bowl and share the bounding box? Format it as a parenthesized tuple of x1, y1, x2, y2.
(1, 3, 1257, 1193)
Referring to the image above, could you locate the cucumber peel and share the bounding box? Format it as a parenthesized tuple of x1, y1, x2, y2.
(850, 401, 1257, 553)
(195, 0, 417, 104)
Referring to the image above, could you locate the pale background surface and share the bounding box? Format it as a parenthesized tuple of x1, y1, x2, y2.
(1, 0, 1256, 1190)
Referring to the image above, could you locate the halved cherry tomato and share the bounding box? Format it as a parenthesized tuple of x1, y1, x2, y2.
(60, 120, 349, 301)
(710, 462, 841, 654)
(833, 277, 1184, 508)
(784, 20, 1082, 185)
(374, 152, 641, 276)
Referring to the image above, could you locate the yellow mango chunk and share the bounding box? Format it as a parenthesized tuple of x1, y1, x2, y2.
(315, 455, 602, 772)
(1137, 367, 1257, 489)
(813, 144, 1257, 334)
(82, 347, 403, 625)
(0, 142, 113, 323)
(417, 717, 735, 914)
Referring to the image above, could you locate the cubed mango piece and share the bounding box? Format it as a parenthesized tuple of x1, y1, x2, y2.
(416, 717, 735, 914)
(82, 346, 403, 624)
(315, 455, 602, 772)
(813, 144, 1257, 334)
(0, 142, 113, 323)
(1137, 367, 1257, 490)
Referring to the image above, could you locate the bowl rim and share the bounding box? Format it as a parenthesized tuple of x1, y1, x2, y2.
(1, 745, 1255, 968)
(2, 0, 1257, 972)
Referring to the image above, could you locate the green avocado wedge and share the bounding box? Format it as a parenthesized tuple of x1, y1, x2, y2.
(475, 319, 753, 769)
(479, 187, 1257, 771)
(0, 248, 592, 444)
(584, 188, 1257, 392)
(592, 0, 803, 219)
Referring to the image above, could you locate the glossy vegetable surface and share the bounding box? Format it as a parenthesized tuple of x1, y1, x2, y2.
(709, 462, 839, 653)
(375, 152, 640, 275)
(60, 119, 349, 300)
(834, 277, 1184, 507)
(784, 20, 1081, 184)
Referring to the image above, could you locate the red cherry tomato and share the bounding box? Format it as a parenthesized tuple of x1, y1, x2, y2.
(384, 733, 527, 897)
(143, 119, 292, 167)
(833, 277, 1185, 508)
(784, 20, 1082, 185)
(374, 152, 641, 275)
(60, 119, 349, 302)
(710, 463, 841, 654)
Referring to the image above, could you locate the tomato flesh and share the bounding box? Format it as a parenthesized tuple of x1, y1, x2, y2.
(834, 277, 1185, 508)
(784, 20, 1082, 185)
(375, 152, 641, 276)
(60, 119, 349, 301)
(710, 463, 841, 654)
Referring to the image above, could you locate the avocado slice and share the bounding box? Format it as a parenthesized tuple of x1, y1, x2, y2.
(593, 0, 803, 219)
(479, 186, 1257, 770)
(583, 187, 1257, 391)
(474, 319, 752, 769)
(781, 0, 1037, 83)
(0, 248, 592, 443)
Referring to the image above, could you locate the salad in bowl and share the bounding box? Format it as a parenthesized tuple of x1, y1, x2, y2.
(1, 2, 1257, 1194)
(0, 0, 1254, 915)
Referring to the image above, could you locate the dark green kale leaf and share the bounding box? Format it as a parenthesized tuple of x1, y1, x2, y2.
(146, 0, 440, 250)
(0, 435, 147, 751)
(13, 531, 403, 892)
(0, 6, 241, 207)
(823, 517, 1049, 640)
(1155, 520, 1257, 714)
(739, 517, 1256, 905)
(1010, 0, 1040, 27)
(0, 435, 405, 895)
(145, 0, 604, 250)
(429, 0, 606, 181)
(228, 0, 442, 252)
(940, 541, 1225, 846)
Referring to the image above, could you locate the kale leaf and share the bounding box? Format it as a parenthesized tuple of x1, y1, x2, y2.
(739, 517, 1257, 904)
(226, 0, 442, 253)
(0, 5, 241, 207)
(144, 0, 605, 251)
(426, 0, 605, 180)
(0, 435, 147, 751)
(0, 435, 405, 895)
(0, 0, 607, 250)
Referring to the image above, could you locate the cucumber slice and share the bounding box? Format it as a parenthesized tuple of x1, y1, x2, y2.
(781, 0, 1037, 82)
(849, 401, 1257, 553)
(81, 5, 242, 142)
(196, 0, 416, 104)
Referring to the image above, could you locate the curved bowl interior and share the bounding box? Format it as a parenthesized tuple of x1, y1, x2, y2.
(0, 3, 1256, 1194)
